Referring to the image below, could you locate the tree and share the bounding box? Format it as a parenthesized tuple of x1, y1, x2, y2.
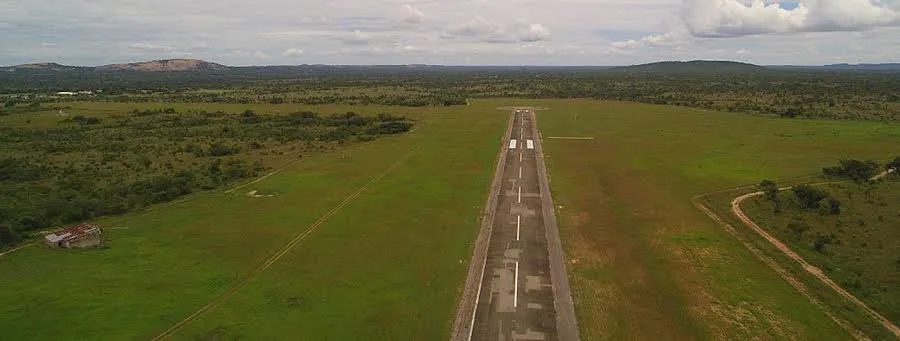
(887, 157, 900, 172)
(826, 198, 841, 215)
(787, 221, 811, 239)
(759, 179, 781, 212)
(0, 225, 18, 246)
(822, 159, 880, 185)
(759, 180, 779, 201)
(792, 184, 830, 209)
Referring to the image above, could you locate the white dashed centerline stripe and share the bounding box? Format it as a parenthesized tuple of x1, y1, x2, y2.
(518, 167, 522, 179)
(516, 215, 521, 241)
(514, 261, 519, 308)
(517, 187, 522, 203)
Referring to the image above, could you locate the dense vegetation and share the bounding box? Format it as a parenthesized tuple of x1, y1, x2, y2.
(749, 159, 900, 323)
(2, 65, 899, 120)
(0, 108, 413, 247)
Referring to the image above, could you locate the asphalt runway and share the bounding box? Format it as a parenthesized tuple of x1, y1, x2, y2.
(458, 109, 577, 341)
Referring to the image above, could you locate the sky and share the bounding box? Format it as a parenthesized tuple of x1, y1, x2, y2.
(1, 0, 899, 66)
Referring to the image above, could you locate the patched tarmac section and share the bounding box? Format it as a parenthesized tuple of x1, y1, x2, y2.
(453, 109, 579, 341)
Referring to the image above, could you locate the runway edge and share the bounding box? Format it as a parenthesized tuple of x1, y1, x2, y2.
(450, 111, 515, 341)
(531, 110, 581, 341)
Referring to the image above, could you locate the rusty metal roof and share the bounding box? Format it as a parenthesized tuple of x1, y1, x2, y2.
(44, 223, 101, 243)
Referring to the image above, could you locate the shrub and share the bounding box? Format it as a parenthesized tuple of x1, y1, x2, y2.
(826, 198, 841, 215)
(787, 222, 811, 238)
(792, 184, 830, 209)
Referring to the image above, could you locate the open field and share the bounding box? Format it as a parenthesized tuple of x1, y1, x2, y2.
(3, 98, 898, 340)
(0, 101, 507, 339)
(741, 177, 900, 325)
(526, 99, 898, 340)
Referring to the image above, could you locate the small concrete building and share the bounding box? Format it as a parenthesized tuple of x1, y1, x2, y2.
(44, 223, 104, 249)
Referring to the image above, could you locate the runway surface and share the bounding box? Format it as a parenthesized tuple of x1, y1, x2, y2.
(453, 109, 578, 341)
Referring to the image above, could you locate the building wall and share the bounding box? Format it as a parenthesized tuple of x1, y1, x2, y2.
(65, 236, 102, 248)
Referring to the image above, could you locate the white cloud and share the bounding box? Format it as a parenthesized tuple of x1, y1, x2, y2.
(610, 32, 679, 50)
(128, 43, 177, 52)
(282, 48, 305, 57)
(402, 5, 426, 24)
(683, 0, 900, 37)
(443, 17, 551, 44)
(341, 30, 372, 45)
(518, 24, 551, 42)
(1, 0, 899, 66)
(444, 16, 504, 39)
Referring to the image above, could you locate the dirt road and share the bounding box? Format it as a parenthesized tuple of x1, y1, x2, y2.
(731, 178, 900, 339)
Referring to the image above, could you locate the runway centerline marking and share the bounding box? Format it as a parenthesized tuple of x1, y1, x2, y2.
(517, 186, 522, 203)
(518, 166, 522, 179)
(514, 261, 519, 308)
(516, 215, 521, 241)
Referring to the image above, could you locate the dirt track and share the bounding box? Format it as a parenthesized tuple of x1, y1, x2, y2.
(731, 187, 900, 339)
(731, 189, 900, 338)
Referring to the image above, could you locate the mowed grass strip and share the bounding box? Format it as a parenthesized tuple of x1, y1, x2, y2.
(524, 99, 897, 340)
(173, 101, 507, 340)
(0, 102, 507, 340)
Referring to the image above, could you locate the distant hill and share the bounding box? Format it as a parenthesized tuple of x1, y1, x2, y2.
(2, 59, 229, 73)
(767, 63, 900, 72)
(2, 62, 85, 72)
(609, 60, 766, 73)
(96, 59, 229, 72)
(823, 63, 900, 71)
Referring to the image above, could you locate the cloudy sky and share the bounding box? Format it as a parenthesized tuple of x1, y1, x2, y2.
(1, 0, 898, 66)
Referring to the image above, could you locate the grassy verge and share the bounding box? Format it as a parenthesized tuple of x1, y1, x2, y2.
(527, 99, 897, 340)
(0, 101, 507, 340)
(741, 177, 900, 325)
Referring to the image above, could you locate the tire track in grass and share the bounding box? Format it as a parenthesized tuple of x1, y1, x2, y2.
(152, 145, 423, 340)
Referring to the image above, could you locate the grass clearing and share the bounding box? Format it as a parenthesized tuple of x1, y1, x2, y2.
(0, 101, 507, 340)
(742, 178, 900, 324)
(528, 99, 897, 340)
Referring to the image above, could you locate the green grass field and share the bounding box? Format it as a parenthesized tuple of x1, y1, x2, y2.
(0, 101, 507, 340)
(527, 100, 898, 340)
(3, 98, 898, 340)
(742, 178, 900, 324)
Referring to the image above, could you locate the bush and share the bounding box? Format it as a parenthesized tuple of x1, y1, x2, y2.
(787, 222, 811, 238)
(826, 198, 841, 215)
(71, 115, 102, 125)
(822, 159, 880, 183)
(208, 143, 237, 157)
(759, 179, 779, 201)
(367, 121, 413, 135)
(812, 233, 836, 253)
(792, 184, 830, 209)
